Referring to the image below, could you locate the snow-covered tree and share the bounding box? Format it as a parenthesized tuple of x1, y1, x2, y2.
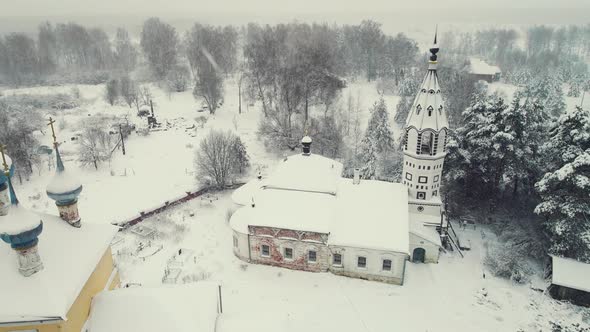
(105, 78, 119, 106)
(443, 92, 548, 201)
(535, 106, 590, 262)
(140, 18, 179, 80)
(114, 28, 138, 73)
(517, 75, 565, 117)
(359, 97, 394, 179)
(195, 130, 249, 188)
(231, 136, 250, 175)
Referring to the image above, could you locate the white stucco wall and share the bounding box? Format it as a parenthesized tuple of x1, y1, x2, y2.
(328, 245, 408, 285)
(409, 233, 440, 263)
(232, 230, 250, 261)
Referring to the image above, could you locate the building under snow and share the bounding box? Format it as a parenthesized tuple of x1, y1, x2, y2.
(465, 57, 502, 83)
(229, 34, 448, 285)
(0, 124, 119, 332)
(549, 255, 590, 307)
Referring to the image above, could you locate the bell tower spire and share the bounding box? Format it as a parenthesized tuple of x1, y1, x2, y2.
(402, 28, 449, 216)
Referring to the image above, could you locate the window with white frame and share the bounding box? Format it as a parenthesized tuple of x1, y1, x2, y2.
(418, 176, 428, 183)
(357, 256, 367, 268)
(434, 175, 439, 182)
(308, 250, 317, 262)
(261, 244, 270, 257)
(382, 259, 392, 271)
(333, 253, 342, 265)
(284, 247, 293, 259)
(405, 172, 413, 181)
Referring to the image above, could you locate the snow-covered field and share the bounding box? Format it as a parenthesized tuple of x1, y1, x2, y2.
(4, 78, 590, 331)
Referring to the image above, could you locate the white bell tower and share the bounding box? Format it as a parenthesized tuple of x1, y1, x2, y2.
(402, 32, 449, 217)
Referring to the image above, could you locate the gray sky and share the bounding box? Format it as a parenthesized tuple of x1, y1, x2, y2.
(0, 0, 588, 39)
(3, 0, 589, 17)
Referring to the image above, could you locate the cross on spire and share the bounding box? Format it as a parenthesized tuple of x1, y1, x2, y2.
(48, 117, 58, 147)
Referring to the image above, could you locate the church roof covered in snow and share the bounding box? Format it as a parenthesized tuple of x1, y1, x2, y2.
(331, 179, 409, 253)
(263, 153, 343, 195)
(409, 213, 442, 247)
(551, 255, 590, 293)
(230, 151, 410, 254)
(0, 213, 118, 323)
(405, 38, 449, 132)
(87, 283, 220, 332)
(230, 188, 335, 235)
(467, 58, 501, 76)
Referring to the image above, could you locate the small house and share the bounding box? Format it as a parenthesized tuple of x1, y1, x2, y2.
(466, 58, 502, 83)
(549, 255, 590, 307)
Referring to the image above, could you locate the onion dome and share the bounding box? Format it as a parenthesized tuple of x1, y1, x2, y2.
(0, 148, 44, 277)
(46, 117, 83, 206)
(46, 144, 83, 204)
(404, 30, 449, 132)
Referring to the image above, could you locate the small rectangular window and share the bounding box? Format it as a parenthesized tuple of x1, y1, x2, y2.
(284, 247, 293, 259)
(427, 166, 431, 170)
(357, 256, 367, 268)
(333, 253, 342, 265)
(405, 172, 413, 181)
(433, 190, 438, 197)
(261, 244, 270, 257)
(308, 250, 317, 262)
(233, 236, 238, 248)
(434, 175, 440, 182)
(418, 176, 428, 183)
(382, 259, 392, 271)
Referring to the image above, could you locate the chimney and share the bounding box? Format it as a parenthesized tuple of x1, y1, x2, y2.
(301, 136, 312, 155)
(353, 168, 361, 185)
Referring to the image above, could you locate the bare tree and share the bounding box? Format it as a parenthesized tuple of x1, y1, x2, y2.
(78, 122, 115, 170)
(194, 130, 249, 188)
(105, 78, 119, 106)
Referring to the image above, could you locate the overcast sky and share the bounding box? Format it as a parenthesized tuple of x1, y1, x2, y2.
(3, 0, 589, 17)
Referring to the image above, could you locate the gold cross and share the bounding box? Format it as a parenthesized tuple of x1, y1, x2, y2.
(48, 117, 58, 146)
(0, 143, 9, 174)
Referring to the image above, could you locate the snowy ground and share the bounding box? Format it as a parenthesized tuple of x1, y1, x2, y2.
(113, 191, 589, 332)
(4, 78, 589, 331)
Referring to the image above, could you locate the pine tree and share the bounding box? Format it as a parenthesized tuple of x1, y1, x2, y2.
(535, 106, 590, 262)
(359, 97, 395, 179)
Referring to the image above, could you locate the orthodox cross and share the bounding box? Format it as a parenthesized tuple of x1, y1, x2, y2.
(0, 143, 9, 175)
(48, 117, 58, 147)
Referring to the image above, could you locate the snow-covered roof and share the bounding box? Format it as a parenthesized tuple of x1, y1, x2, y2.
(230, 156, 411, 254)
(551, 255, 590, 293)
(231, 177, 268, 206)
(409, 213, 442, 246)
(331, 179, 409, 253)
(230, 189, 335, 235)
(263, 153, 343, 195)
(87, 283, 220, 332)
(405, 66, 449, 132)
(0, 213, 118, 323)
(467, 58, 501, 76)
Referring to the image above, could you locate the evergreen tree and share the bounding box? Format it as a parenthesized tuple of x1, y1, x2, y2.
(359, 97, 394, 179)
(517, 75, 565, 117)
(535, 106, 590, 262)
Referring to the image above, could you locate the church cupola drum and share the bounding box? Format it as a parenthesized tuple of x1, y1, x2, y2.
(46, 117, 83, 227)
(402, 31, 449, 215)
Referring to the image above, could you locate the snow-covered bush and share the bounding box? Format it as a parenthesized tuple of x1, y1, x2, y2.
(1, 93, 79, 110)
(483, 241, 534, 284)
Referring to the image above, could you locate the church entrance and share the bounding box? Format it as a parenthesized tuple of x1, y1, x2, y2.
(412, 248, 426, 263)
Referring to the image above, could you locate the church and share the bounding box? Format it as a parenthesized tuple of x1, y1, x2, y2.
(229, 34, 449, 284)
(0, 122, 120, 332)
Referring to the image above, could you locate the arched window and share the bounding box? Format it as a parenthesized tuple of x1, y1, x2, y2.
(427, 106, 433, 117)
(420, 131, 434, 155)
(416, 104, 422, 115)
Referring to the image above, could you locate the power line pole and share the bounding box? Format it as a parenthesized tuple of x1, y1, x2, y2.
(119, 124, 126, 155)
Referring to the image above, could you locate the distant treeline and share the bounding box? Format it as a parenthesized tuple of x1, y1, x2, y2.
(442, 25, 590, 87)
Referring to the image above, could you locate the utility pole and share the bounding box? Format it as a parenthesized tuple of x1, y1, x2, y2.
(119, 124, 126, 155)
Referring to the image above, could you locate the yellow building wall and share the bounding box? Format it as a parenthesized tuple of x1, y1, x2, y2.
(0, 247, 119, 332)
